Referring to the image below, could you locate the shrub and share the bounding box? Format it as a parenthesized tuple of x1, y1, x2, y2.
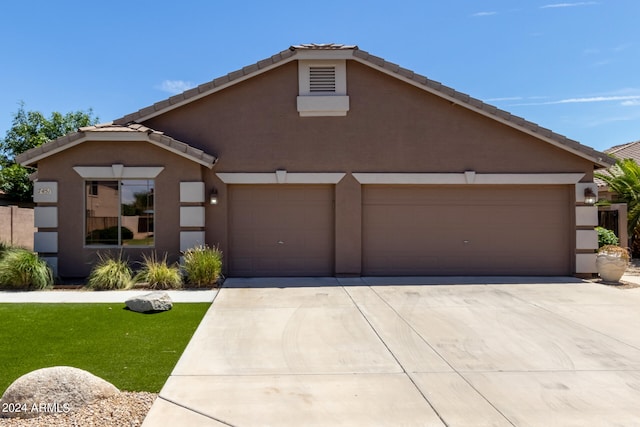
(596, 227, 619, 248)
(0, 248, 53, 290)
(87, 253, 133, 290)
(134, 253, 182, 290)
(182, 245, 223, 287)
(0, 241, 12, 258)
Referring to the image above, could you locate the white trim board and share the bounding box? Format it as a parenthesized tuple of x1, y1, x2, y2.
(73, 165, 164, 179)
(352, 172, 585, 185)
(216, 171, 346, 184)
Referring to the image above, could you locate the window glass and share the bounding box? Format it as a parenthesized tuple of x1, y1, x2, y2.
(85, 180, 154, 246)
(120, 180, 154, 246)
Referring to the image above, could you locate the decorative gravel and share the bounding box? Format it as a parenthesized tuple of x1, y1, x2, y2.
(0, 392, 156, 427)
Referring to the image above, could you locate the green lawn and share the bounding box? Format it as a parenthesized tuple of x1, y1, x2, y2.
(0, 303, 210, 394)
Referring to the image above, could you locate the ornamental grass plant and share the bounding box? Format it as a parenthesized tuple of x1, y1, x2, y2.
(134, 252, 182, 290)
(597, 244, 630, 260)
(87, 253, 133, 290)
(182, 245, 223, 287)
(0, 247, 53, 290)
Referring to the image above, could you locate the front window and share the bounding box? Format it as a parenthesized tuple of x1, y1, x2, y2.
(85, 180, 154, 246)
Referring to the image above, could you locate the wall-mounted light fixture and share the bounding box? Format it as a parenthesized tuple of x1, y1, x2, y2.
(210, 189, 218, 205)
(584, 187, 597, 205)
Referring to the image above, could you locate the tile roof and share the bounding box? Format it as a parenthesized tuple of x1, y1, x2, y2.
(595, 140, 640, 187)
(110, 44, 613, 169)
(17, 44, 613, 170)
(16, 122, 216, 168)
(290, 43, 358, 50)
(605, 140, 640, 162)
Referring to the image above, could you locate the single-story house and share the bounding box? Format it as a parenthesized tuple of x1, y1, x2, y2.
(17, 44, 614, 279)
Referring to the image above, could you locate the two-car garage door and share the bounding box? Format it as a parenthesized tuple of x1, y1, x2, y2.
(362, 185, 571, 276)
(227, 184, 571, 277)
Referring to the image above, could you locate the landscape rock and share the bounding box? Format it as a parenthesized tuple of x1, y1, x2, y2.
(125, 291, 173, 313)
(0, 366, 119, 418)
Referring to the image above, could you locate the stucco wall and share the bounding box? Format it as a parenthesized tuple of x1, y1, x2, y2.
(142, 59, 594, 275)
(144, 61, 593, 175)
(35, 141, 205, 277)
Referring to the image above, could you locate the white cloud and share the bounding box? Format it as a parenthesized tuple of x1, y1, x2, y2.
(472, 11, 497, 16)
(488, 95, 549, 103)
(157, 80, 195, 94)
(613, 43, 632, 52)
(512, 95, 640, 106)
(551, 95, 640, 104)
(485, 96, 522, 102)
(541, 2, 597, 8)
(621, 100, 640, 107)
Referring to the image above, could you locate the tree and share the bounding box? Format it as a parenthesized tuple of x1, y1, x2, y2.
(595, 158, 640, 253)
(0, 103, 98, 201)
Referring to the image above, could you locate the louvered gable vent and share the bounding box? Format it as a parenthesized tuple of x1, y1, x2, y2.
(297, 60, 349, 116)
(309, 66, 336, 93)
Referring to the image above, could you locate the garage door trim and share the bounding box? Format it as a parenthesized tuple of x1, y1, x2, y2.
(217, 171, 346, 184)
(353, 172, 584, 185)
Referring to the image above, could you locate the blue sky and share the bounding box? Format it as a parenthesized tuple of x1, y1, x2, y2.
(1, 0, 638, 152)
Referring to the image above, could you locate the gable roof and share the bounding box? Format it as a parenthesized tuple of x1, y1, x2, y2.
(16, 122, 217, 168)
(594, 140, 640, 188)
(113, 43, 613, 169)
(605, 140, 640, 162)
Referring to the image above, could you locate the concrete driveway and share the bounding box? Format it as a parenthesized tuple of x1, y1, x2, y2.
(142, 278, 640, 426)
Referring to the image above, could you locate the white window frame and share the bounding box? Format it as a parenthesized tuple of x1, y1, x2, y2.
(75, 165, 162, 248)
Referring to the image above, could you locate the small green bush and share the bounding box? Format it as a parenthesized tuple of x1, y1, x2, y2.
(87, 253, 133, 290)
(0, 248, 53, 290)
(596, 227, 619, 248)
(134, 253, 182, 290)
(182, 245, 223, 287)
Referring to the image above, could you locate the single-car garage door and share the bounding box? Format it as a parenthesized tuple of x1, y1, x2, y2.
(362, 185, 571, 276)
(229, 185, 334, 276)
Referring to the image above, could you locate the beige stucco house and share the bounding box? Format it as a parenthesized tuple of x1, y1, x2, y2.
(17, 44, 614, 279)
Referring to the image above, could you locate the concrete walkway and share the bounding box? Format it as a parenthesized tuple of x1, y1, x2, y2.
(0, 288, 217, 303)
(142, 277, 640, 426)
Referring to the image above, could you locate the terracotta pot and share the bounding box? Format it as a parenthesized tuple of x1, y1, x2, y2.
(596, 253, 629, 282)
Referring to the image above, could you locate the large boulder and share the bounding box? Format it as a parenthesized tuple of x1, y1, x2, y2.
(0, 366, 119, 418)
(125, 291, 173, 313)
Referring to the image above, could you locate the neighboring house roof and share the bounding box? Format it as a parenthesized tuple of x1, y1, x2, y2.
(113, 43, 613, 169)
(605, 140, 640, 162)
(595, 140, 640, 188)
(17, 43, 613, 170)
(16, 122, 217, 168)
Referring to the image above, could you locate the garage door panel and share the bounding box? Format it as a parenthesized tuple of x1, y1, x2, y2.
(363, 185, 570, 276)
(229, 185, 334, 277)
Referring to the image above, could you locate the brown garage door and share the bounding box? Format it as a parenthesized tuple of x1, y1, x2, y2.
(229, 185, 334, 276)
(362, 185, 571, 276)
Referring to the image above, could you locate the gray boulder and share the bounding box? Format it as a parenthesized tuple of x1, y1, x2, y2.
(0, 366, 119, 418)
(125, 291, 173, 313)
